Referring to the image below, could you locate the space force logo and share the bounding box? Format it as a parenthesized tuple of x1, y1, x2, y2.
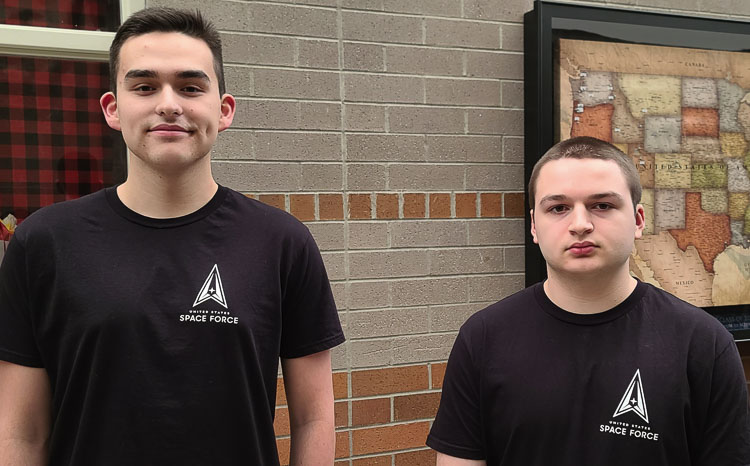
(179, 264, 239, 325)
(599, 369, 660, 442)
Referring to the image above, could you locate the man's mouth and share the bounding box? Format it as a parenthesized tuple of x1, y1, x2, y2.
(568, 242, 596, 255)
(148, 124, 191, 135)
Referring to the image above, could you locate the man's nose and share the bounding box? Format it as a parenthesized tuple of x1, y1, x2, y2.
(568, 205, 593, 235)
(155, 88, 182, 116)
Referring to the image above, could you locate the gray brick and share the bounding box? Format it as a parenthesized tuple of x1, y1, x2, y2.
(392, 333, 456, 364)
(307, 222, 346, 251)
(430, 247, 505, 275)
(386, 46, 464, 76)
(222, 33, 295, 66)
(298, 39, 339, 70)
(149, 0, 251, 31)
(213, 161, 301, 191)
(639, 0, 699, 11)
(225, 66, 253, 97)
(467, 219, 524, 246)
(348, 308, 429, 338)
(469, 274, 524, 302)
(350, 339, 393, 368)
(301, 164, 343, 191)
(425, 135, 502, 163)
(388, 164, 464, 190)
(347, 164, 387, 190)
(234, 100, 298, 129)
(502, 23, 524, 52)
(322, 252, 346, 280)
(252, 68, 340, 100)
(347, 134, 425, 161)
(425, 18, 500, 49)
(331, 282, 347, 310)
(331, 342, 348, 371)
(426, 78, 501, 107)
(253, 132, 341, 161)
(504, 246, 525, 272)
(388, 106, 465, 134)
(391, 277, 468, 306)
(345, 73, 424, 104)
(391, 221, 466, 247)
(345, 104, 387, 131)
(466, 51, 523, 79)
(212, 130, 253, 160)
(467, 108, 523, 135)
(700, 0, 750, 15)
(430, 303, 485, 332)
(300, 102, 341, 130)
(249, 3, 338, 38)
(343, 42, 385, 72)
(340, 0, 383, 10)
(382, 0, 461, 16)
(266, 0, 338, 6)
(501, 81, 524, 108)
(463, 0, 533, 22)
(342, 11, 423, 44)
(349, 222, 389, 249)
(466, 163, 524, 190)
(348, 281, 391, 309)
(503, 136, 524, 163)
(349, 250, 430, 279)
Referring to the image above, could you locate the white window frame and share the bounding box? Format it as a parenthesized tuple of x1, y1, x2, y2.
(0, 0, 145, 60)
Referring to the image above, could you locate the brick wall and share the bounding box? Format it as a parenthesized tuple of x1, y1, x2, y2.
(144, 0, 750, 463)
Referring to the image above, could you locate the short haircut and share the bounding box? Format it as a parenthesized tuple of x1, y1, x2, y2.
(109, 7, 226, 95)
(528, 136, 642, 210)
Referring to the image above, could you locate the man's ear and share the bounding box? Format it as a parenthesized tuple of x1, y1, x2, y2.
(217, 93, 236, 132)
(100, 92, 121, 131)
(634, 204, 645, 240)
(530, 209, 539, 244)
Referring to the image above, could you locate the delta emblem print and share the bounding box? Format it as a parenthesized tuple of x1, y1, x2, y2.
(179, 264, 240, 325)
(599, 369, 660, 442)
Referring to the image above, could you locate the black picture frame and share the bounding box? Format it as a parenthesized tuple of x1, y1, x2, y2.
(523, 0, 750, 340)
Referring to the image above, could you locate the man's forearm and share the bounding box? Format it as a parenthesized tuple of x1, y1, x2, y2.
(0, 438, 48, 466)
(289, 419, 335, 466)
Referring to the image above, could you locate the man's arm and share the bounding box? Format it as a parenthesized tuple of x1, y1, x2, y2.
(437, 452, 486, 466)
(0, 361, 51, 466)
(281, 349, 335, 466)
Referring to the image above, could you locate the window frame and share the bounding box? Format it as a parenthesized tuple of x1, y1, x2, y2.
(0, 0, 145, 60)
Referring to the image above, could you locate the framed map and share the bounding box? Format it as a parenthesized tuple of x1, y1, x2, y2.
(524, 1, 750, 339)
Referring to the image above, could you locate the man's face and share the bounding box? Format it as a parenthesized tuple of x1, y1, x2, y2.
(530, 158, 645, 279)
(100, 32, 234, 173)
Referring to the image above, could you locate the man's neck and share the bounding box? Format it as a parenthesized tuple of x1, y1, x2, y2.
(117, 155, 218, 219)
(544, 267, 637, 315)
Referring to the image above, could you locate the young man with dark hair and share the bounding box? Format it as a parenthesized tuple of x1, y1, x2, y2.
(0, 7, 344, 465)
(427, 136, 750, 465)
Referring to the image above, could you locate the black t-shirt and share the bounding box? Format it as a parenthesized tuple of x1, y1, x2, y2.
(427, 281, 750, 466)
(0, 186, 345, 465)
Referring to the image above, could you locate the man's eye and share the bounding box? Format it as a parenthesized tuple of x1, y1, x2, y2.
(549, 205, 568, 213)
(593, 203, 612, 210)
(134, 85, 154, 92)
(183, 86, 202, 93)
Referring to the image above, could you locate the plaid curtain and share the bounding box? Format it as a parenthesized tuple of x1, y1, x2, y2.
(0, 56, 126, 221)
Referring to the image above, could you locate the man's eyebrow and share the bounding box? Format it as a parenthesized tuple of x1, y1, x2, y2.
(123, 69, 157, 80)
(176, 70, 211, 82)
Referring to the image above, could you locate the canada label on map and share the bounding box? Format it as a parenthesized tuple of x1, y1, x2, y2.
(558, 39, 750, 309)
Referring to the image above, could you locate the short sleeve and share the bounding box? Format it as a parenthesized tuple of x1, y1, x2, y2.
(279, 230, 344, 359)
(426, 320, 485, 460)
(695, 341, 750, 466)
(0, 234, 43, 367)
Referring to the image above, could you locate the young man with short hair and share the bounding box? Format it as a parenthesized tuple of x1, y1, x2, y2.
(0, 8, 344, 465)
(427, 136, 750, 465)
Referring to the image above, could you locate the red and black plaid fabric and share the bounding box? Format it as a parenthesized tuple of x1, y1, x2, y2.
(0, 0, 120, 32)
(0, 56, 126, 221)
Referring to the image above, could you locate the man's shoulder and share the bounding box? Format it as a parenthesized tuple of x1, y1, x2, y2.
(461, 284, 538, 332)
(13, 190, 106, 240)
